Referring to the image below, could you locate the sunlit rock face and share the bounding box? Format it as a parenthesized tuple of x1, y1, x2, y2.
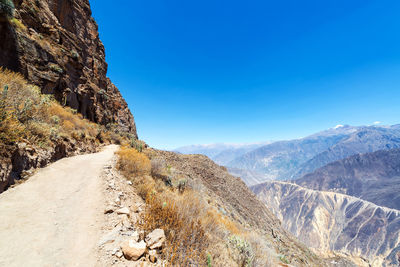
(0, 0, 137, 136)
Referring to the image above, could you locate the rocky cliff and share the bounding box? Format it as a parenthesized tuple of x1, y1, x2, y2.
(252, 181, 400, 267)
(0, 0, 136, 136)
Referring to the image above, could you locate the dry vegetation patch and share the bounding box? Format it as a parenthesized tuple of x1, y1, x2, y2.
(116, 146, 277, 266)
(0, 68, 125, 146)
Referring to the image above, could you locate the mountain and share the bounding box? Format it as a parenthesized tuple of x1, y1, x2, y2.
(252, 181, 400, 267)
(294, 126, 400, 177)
(295, 148, 400, 210)
(174, 142, 269, 165)
(227, 125, 400, 183)
(0, 0, 136, 135)
(227, 125, 359, 182)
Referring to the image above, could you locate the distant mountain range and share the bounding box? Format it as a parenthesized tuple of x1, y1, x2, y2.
(295, 148, 400, 210)
(175, 125, 400, 186)
(174, 142, 270, 166)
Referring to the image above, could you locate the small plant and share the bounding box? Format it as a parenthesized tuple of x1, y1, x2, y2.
(228, 235, 254, 267)
(71, 50, 79, 60)
(207, 253, 212, 267)
(10, 18, 27, 31)
(49, 64, 64, 74)
(177, 178, 187, 193)
(279, 254, 289, 264)
(131, 138, 143, 152)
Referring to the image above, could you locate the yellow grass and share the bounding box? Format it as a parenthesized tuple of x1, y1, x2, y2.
(0, 68, 119, 146)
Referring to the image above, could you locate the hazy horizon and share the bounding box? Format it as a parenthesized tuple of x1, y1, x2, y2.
(90, 0, 400, 150)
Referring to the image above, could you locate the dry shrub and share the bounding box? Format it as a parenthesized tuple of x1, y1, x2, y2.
(142, 191, 208, 265)
(116, 147, 151, 177)
(0, 67, 119, 145)
(151, 157, 167, 177)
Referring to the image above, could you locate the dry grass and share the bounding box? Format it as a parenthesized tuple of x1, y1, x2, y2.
(116, 147, 151, 177)
(0, 68, 121, 146)
(115, 147, 277, 266)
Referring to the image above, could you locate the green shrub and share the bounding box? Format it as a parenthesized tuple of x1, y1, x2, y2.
(0, 0, 15, 18)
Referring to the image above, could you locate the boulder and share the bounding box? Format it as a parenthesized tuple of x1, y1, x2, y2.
(145, 229, 166, 249)
(121, 240, 146, 261)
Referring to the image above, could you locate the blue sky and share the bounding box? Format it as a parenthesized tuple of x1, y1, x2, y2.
(90, 0, 400, 150)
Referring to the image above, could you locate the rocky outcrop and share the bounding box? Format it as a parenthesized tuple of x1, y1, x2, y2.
(252, 181, 400, 267)
(0, 0, 136, 136)
(295, 148, 400, 210)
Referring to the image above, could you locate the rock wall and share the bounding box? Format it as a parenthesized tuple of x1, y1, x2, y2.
(0, 0, 137, 136)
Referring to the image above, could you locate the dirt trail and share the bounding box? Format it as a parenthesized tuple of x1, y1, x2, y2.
(0, 145, 119, 267)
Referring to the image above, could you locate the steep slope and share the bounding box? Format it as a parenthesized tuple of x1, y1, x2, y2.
(0, 0, 136, 135)
(252, 181, 400, 267)
(228, 126, 357, 181)
(148, 149, 357, 266)
(295, 148, 400, 210)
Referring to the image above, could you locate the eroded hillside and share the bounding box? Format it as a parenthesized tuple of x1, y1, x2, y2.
(252, 181, 400, 267)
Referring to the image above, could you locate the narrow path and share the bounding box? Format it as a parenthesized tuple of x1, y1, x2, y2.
(0, 145, 119, 267)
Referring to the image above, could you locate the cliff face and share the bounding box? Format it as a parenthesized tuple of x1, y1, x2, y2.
(252, 181, 400, 267)
(0, 0, 137, 136)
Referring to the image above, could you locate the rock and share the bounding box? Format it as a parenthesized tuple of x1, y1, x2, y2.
(121, 240, 146, 261)
(116, 251, 123, 258)
(111, 248, 118, 256)
(145, 229, 166, 250)
(148, 249, 157, 263)
(104, 206, 114, 214)
(132, 204, 142, 213)
(115, 197, 121, 205)
(120, 214, 131, 228)
(116, 207, 130, 215)
(98, 226, 122, 247)
(127, 181, 133, 185)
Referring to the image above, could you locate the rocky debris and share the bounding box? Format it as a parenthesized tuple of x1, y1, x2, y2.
(99, 157, 167, 266)
(98, 226, 122, 247)
(145, 229, 166, 250)
(121, 240, 146, 261)
(116, 207, 130, 216)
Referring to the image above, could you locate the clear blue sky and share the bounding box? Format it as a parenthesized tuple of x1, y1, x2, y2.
(90, 0, 400, 150)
